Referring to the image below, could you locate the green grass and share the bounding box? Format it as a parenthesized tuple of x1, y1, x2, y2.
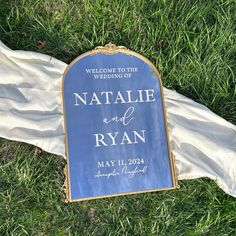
(0, 0, 236, 235)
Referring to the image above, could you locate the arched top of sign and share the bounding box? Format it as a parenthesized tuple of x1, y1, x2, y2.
(63, 43, 178, 202)
(63, 42, 161, 83)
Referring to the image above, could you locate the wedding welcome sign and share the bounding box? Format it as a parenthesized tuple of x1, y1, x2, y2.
(63, 43, 178, 202)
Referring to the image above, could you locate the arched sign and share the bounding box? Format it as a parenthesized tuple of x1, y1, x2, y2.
(63, 43, 177, 202)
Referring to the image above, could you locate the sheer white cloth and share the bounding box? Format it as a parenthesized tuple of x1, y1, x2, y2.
(0, 41, 235, 197)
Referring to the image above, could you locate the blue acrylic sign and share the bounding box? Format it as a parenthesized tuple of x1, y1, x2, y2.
(63, 44, 177, 202)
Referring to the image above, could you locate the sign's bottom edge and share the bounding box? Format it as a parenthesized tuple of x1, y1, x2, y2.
(66, 186, 178, 202)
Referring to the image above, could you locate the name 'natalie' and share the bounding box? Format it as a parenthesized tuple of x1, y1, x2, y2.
(73, 89, 156, 106)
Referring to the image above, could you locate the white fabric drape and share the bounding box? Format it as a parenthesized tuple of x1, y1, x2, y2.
(0, 41, 235, 197)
